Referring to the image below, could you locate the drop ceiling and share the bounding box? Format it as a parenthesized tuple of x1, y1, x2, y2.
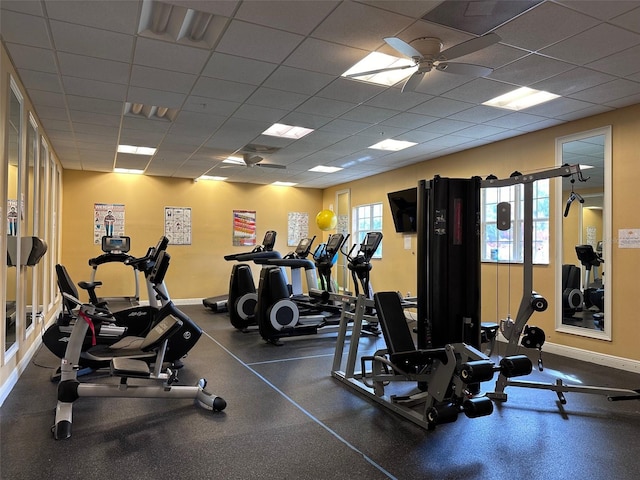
(1, 0, 639, 189)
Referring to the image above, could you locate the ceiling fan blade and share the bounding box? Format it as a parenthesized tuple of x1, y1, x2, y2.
(401, 71, 426, 93)
(436, 62, 493, 77)
(384, 36, 422, 59)
(439, 32, 501, 61)
(256, 163, 286, 169)
(346, 64, 415, 78)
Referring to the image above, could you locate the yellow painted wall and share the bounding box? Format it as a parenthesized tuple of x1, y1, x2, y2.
(60, 170, 324, 301)
(324, 103, 640, 361)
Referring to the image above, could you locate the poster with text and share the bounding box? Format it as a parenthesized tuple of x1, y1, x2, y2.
(287, 212, 309, 246)
(94, 203, 125, 244)
(233, 210, 256, 246)
(165, 206, 192, 245)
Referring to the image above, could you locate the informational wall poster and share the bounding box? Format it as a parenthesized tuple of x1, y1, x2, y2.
(287, 212, 309, 246)
(94, 203, 125, 244)
(165, 206, 191, 245)
(7, 199, 19, 236)
(619, 229, 640, 248)
(233, 210, 256, 246)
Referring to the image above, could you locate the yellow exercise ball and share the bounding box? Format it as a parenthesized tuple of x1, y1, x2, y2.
(316, 209, 337, 231)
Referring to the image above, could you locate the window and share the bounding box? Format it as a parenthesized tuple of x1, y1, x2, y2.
(352, 202, 383, 258)
(481, 179, 549, 264)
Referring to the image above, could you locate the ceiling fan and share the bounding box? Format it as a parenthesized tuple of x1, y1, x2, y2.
(347, 32, 501, 93)
(222, 153, 286, 169)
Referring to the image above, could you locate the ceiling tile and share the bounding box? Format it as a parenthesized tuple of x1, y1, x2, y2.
(318, 78, 387, 104)
(133, 37, 210, 74)
(18, 70, 62, 93)
(495, 2, 599, 52)
(216, 20, 304, 64)
(556, 1, 639, 20)
(45, 0, 139, 34)
(201, 53, 278, 85)
(232, 104, 288, 123)
(532, 67, 617, 96)
(296, 97, 357, 117)
(4, 43, 57, 73)
(489, 54, 575, 86)
(0, 10, 52, 49)
(192, 77, 257, 103)
(278, 112, 333, 130)
(122, 115, 172, 134)
(414, 118, 473, 135)
(585, 44, 640, 77)
(448, 105, 510, 123)
(569, 79, 640, 104)
(70, 110, 121, 127)
(340, 105, 397, 123)
(381, 112, 438, 129)
(318, 118, 371, 135)
(49, 20, 134, 62)
(246, 87, 309, 111)
(62, 77, 127, 102)
(262, 66, 335, 96)
(365, 88, 433, 111)
(610, 6, 640, 32)
(66, 95, 124, 115)
(57, 52, 130, 84)
(130, 65, 197, 94)
(182, 95, 240, 116)
(540, 23, 640, 65)
(312, 1, 414, 50)
(235, 0, 339, 35)
(127, 86, 186, 109)
(409, 97, 474, 117)
(284, 38, 369, 76)
(442, 78, 517, 104)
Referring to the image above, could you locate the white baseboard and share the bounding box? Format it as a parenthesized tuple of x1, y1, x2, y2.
(0, 334, 43, 407)
(497, 337, 640, 373)
(542, 341, 640, 374)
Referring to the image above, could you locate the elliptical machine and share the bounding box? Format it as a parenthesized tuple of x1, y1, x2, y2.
(203, 231, 281, 330)
(255, 232, 382, 345)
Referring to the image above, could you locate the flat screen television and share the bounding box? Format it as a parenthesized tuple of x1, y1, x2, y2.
(387, 187, 417, 233)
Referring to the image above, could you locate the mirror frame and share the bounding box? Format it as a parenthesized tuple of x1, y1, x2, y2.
(555, 125, 612, 340)
(335, 188, 350, 294)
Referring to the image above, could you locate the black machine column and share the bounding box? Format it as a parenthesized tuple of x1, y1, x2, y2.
(416, 176, 481, 350)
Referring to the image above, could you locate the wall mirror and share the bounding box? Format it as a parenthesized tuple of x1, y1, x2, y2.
(335, 189, 350, 294)
(556, 126, 611, 340)
(5, 78, 23, 357)
(37, 139, 49, 317)
(25, 115, 38, 334)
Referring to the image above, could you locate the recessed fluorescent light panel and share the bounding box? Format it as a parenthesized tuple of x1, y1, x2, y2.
(272, 181, 297, 187)
(342, 52, 414, 86)
(369, 139, 417, 151)
(309, 165, 343, 173)
(483, 87, 560, 111)
(262, 123, 314, 139)
(117, 144, 157, 155)
(114, 168, 144, 174)
(198, 175, 227, 181)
